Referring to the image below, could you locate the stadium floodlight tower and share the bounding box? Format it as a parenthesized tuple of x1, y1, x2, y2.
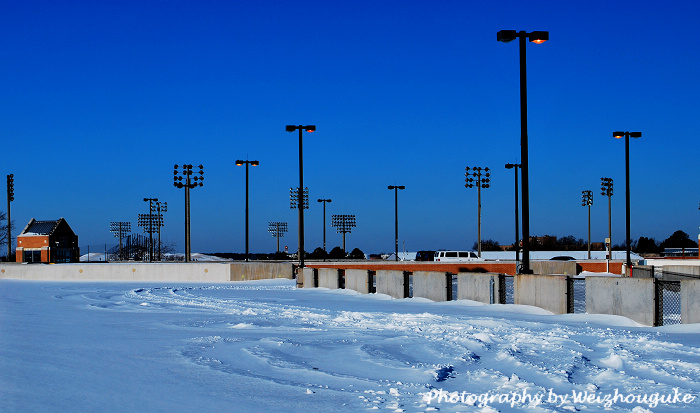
(613, 131, 642, 272)
(110, 221, 131, 261)
(141, 198, 158, 261)
(317, 198, 332, 253)
(581, 190, 593, 259)
(236, 159, 259, 261)
(601, 177, 614, 262)
(290, 186, 309, 259)
(6, 174, 14, 260)
(286, 124, 316, 269)
(174, 164, 204, 262)
(152, 200, 167, 261)
(387, 186, 405, 261)
(497, 29, 549, 274)
(465, 166, 490, 257)
(331, 214, 356, 254)
(268, 222, 288, 254)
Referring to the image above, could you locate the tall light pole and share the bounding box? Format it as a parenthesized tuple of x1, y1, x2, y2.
(465, 166, 490, 257)
(153, 200, 167, 261)
(142, 198, 157, 261)
(613, 131, 642, 271)
(388, 185, 405, 261)
(601, 177, 614, 262)
(582, 190, 593, 260)
(286, 124, 316, 269)
(236, 159, 259, 261)
(317, 198, 332, 254)
(6, 174, 14, 261)
(110, 221, 131, 261)
(332, 214, 356, 254)
(497, 29, 549, 274)
(174, 164, 204, 262)
(268, 222, 288, 254)
(505, 163, 520, 266)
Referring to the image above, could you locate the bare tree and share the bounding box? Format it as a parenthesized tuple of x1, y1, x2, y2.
(0, 211, 16, 253)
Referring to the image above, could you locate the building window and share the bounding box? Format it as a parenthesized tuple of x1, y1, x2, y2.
(24, 250, 41, 263)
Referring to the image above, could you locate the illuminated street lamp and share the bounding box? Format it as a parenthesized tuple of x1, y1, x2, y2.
(332, 214, 356, 254)
(387, 185, 405, 261)
(110, 221, 131, 261)
(465, 166, 490, 257)
(497, 29, 549, 274)
(601, 177, 614, 261)
(317, 198, 332, 253)
(174, 164, 204, 262)
(268, 221, 288, 254)
(505, 163, 521, 266)
(581, 190, 593, 260)
(236, 159, 259, 261)
(613, 131, 642, 271)
(6, 174, 14, 260)
(286, 124, 315, 269)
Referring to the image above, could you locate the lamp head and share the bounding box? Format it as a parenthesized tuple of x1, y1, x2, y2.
(285, 125, 297, 132)
(235, 160, 244, 166)
(497, 30, 517, 43)
(529, 31, 549, 44)
(630, 132, 642, 138)
(305, 125, 316, 132)
(613, 131, 625, 139)
(251, 160, 259, 166)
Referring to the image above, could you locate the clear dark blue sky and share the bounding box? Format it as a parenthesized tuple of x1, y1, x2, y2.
(2, 0, 698, 255)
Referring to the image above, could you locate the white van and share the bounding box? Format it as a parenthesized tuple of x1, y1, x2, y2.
(433, 251, 484, 262)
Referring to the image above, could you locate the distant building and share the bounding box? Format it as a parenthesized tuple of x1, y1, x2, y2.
(16, 218, 80, 263)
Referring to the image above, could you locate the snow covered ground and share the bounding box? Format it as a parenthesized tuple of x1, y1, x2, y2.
(1, 279, 699, 412)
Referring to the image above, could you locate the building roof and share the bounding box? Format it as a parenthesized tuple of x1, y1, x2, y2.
(19, 218, 65, 236)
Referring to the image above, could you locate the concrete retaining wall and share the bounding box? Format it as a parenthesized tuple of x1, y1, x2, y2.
(375, 270, 407, 299)
(0, 262, 294, 282)
(586, 277, 656, 326)
(681, 280, 700, 324)
(230, 262, 294, 281)
(458, 272, 503, 304)
(515, 274, 570, 314)
(317, 268, 340, 289)
(412, 271, 450, 302)
(302, 267, 317, 288)
(532, 261, 578, 275)
(345, 269, 371, 294)
(664, 265, 700, 280)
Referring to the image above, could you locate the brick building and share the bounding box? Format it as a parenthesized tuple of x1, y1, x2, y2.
(16, 218, 80, 263)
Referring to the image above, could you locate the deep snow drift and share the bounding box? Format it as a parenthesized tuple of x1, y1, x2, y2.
(1, 279, 699, 412)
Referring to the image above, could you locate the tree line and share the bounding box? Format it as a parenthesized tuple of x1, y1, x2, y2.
(474, 230, 698, 255)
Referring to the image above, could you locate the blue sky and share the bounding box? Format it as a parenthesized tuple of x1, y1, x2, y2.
(2, 0, 699, 255)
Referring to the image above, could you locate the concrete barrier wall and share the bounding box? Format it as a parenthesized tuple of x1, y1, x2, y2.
(664, 265, 700, 280)
(412, 271, 449, 302)
(230, 262, 294, 281)
(458, 272, 502, 304)
(681, 280, 700, 324)
(345, 269, 370, 294)
(302, 267, 317, 288)
(317, 268, 340, 289)
(586, 277, 656, 326)
(0, 262, 293, 282)
(0, 262, 231, 282)
(375, 270, 407, 299)
(532, 261, 578, 275)
(514, 274, 570, 314)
